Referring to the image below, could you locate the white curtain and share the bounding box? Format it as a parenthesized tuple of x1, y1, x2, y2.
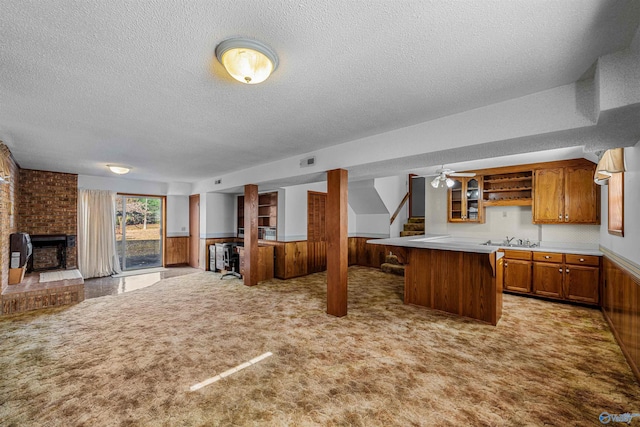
(77, 189, 122, 278)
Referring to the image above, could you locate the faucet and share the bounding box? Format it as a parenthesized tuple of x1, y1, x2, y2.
(505, 236, 515, 245)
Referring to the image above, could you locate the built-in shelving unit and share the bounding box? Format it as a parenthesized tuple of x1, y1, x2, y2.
(237, 191, 278, 240)
(482, 171, 532, 206)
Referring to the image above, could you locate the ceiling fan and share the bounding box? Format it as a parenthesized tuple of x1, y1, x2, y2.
(426, 168, 476, 189)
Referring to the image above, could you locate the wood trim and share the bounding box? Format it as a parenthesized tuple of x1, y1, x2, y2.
(189, 195, 200, 269)
(608, 172, 624, 236)
(162, 196, 166, 267)
(461, 157, 595, 176)
(243, 185, 259, 286)
(599, 246, 640, 281)
(326, 169, 348, 317)
(390, 192, 410, 225)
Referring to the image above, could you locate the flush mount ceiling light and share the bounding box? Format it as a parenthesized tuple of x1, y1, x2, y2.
(215, 38, 279, 84)
(107, 164, 131, 175)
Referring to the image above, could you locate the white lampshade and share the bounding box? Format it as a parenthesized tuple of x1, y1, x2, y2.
(216, 38, 278, 85)
(594, 148, 625, 185)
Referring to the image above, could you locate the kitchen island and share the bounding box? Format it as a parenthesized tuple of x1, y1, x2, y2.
(368, 235, 503, 325)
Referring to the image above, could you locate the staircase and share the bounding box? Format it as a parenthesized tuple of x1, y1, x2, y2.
(400, 217, 425, 237)
(380, 253, 405, 276)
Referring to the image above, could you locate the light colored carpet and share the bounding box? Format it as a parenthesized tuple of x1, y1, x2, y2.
(1, 266, 638, 426)
(39, 269, 83, 283)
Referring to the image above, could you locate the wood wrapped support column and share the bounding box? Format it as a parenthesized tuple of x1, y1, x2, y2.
(327, 168, 348, 317)
(243, 184, 259, 286)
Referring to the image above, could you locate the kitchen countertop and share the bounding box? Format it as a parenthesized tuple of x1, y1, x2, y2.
(367, 235, 602, 256)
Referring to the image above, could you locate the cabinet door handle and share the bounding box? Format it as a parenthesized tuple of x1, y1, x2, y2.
(565, 214, 569, 220)
(504, 262, 508, 268)
(558, 268, 563, 273)
(566, 268, 570, 274)
(579, 258, 585, 262)
(544, 255, 551, 259)
(558, 214, 562, 219)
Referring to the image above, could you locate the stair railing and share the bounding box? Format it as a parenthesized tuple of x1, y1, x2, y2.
(390, 192, 410, 225)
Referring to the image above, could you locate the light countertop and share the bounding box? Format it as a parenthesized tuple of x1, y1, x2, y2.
(367, 235, 602, 256)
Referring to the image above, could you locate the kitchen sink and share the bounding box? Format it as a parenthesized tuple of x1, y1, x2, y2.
(479, 240, 538, 248)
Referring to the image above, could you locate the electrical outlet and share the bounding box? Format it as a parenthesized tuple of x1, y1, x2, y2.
(502, 211, 507, 218)
(181, 227, 186, 231)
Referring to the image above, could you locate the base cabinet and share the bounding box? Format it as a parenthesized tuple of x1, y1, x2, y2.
(503, 250, 601, 306)
(564, 265, 600, 304)
(503, 250, 532, 293)
(504, 259, 532, 293)
(533, 262, 564, 298)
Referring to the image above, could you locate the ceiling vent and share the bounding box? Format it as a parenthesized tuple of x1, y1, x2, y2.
(300, 156, 316, 168)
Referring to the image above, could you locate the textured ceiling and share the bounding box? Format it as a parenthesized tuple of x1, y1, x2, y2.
(1, 1, 639, 184)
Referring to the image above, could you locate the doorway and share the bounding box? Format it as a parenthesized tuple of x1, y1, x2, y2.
(409, 175, 425, 217)
(189, 195, 200, 269)
(307, 191, 327, 273)
(115, 195, 164, 271)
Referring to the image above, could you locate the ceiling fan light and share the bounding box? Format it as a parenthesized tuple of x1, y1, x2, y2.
(107, 164, 131, 175)
(431, 177, 440, 188)
(215, 38, 278, 84)
(446, 178, 455, 188)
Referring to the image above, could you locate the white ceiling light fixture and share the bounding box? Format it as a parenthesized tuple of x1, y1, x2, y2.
(429, 168, 475, 189)
(107, 164, 131, 175)
(215, 38, 279, 85)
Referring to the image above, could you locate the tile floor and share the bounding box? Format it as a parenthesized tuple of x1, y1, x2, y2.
(83, 266, 202, 299)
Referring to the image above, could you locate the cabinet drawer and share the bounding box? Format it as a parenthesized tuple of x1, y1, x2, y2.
(565, 254, 600, 267)
(533, 252, 563, 263)
(503, 250, 532, 260)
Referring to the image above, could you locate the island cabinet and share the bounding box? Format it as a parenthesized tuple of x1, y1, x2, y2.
(448, 177, 483, 223)
(533, 164, 599, 224)
(503, 250, 532, 293)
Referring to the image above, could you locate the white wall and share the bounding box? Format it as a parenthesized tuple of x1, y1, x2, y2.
(79, 174, 191, 235)
(166, 195, 189, 236)
(425, 184, 601, 246)
(375, 175, 408, 238)
(282, 181, 327, 241)
(600, 145, 640, 265)
(200, 192, 235, 238)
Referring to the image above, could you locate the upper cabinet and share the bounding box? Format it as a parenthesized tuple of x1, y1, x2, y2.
(482, 171, 532, 206)
(533, 163, 599, 224)
(448, 177, 484, 223)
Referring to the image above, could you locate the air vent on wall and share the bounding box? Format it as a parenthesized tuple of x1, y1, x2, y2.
(215, 179, 222, 185)
(300, 156, 316, 168)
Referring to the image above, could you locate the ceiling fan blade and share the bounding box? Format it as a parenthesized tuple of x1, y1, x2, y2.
(448, 172, 476, 177)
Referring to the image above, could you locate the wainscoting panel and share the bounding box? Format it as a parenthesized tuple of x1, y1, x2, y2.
(602, 254, 640, 383)
(166, 237, 189, 265)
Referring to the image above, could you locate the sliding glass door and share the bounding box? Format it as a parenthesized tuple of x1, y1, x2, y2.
(115, 195, 163, 270)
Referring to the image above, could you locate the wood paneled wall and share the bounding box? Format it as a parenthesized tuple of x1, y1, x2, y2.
(196, 236, 386, 279)
(349, 237, 388, 268)
(602, 256, 640, 383)
(166, 237, 189, 265)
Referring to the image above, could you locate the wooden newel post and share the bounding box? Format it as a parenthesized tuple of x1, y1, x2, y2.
(244, 184, 259, 286)
(327, 168, 348, 317)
